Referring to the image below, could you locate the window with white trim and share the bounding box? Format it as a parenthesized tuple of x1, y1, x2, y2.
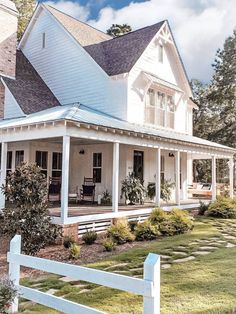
(15, 150, 24, 167)
(35, 151, 48, 177)
(52, 152, 62, 178)
(93, 153, 102, 183)
(6, 151, 12, 176)
(161, 155, 165, 183)
(145, 89, 175, 128)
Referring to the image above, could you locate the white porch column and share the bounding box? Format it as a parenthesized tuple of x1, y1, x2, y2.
(229, 157, 234, 198)
(155, 147, 161, 207)
(212, 155, 217, 201)
(112, 142, 120, 212)
(175, 150, 180, 206)
(61, 135, 70, 224)
(0, 142, 7, 209)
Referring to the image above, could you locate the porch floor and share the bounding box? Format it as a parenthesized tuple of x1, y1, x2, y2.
(49, 198, 208, 218)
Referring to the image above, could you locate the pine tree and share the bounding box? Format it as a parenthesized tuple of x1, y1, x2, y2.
(107, 24, 132, 37)
(13, 0, 36, 40)
(207, 30, 236, 146)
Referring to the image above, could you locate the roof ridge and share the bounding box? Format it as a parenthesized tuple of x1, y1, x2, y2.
(44, 4, 112, 39)
(105, 20, 166, 41)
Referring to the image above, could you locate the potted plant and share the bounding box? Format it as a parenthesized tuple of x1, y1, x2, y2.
(101, 190, 112, 205)
(121, 173, 146, 205)
(147, 179, 175, 202)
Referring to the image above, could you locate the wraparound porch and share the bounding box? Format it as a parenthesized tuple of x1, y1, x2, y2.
(0, 117, 235, 226)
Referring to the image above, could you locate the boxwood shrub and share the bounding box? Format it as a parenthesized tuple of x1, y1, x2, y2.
(206, 197, 236, 218)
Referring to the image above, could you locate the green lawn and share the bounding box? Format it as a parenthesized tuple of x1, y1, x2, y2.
(19, 218, 236, 314)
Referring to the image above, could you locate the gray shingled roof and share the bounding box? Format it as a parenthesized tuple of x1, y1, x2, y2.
(45, 5, 112, 46)
(84, 21, 165, 76)
(44, 4, 165, 77)
(2, 51, 60, 115)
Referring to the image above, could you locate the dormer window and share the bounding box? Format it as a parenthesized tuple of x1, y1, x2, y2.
(145, 88, 175, 128)
(42, 32, 46, 49)
(158, 44, 163, 63)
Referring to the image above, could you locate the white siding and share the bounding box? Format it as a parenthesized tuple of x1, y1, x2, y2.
(127, 32, 191, 134)
(4, 85, 24, 119)
(21, 9, 127, 120)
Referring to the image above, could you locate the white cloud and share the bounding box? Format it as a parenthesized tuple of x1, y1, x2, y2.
(88, 0, 236, 82)
(44, 0, 90, 21)
(45, 0, 236, 82)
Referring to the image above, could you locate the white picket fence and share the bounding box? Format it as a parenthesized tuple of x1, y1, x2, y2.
(7, 235, 160, 314)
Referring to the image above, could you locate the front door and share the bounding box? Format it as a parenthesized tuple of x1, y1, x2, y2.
(133, 150, 144, 182)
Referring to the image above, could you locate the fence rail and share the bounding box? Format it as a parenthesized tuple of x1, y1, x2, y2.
(7, 235, 160, 314)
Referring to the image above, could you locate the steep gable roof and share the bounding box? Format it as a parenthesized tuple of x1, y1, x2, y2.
(84, 21, 165, 76)
(44, 5, 112, 46)
(43, 5, 165, 76)
(2, 50, 60, 115)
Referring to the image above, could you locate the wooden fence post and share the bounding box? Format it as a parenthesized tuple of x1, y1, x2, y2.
(143, 253, 160, 314)
(8, 235, 21, 313)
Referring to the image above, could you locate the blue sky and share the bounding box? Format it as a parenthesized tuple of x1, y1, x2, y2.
(43, 0, 236, 82)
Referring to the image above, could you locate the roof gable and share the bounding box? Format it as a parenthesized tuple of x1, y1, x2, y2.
(2, 51, 60, 115)
(44, 5, 112, 46)
(84, 21, 165, 76)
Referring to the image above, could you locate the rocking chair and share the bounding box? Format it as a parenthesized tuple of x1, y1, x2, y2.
(48, 177, 61, 202)
(80, 177, 96, 203)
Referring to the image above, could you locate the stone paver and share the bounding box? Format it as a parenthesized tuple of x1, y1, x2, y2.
(46, 289, 58, 295)
(161, 264, 171, 269)
(193, 251, 210, 255)
(172, 251, 188, 256)
(173, 256, 195, 263)
(60, 276, 78, 282)
(199, 246, 217, 250)
(161, 255, 171, 259)
(226, 243, 236, 248)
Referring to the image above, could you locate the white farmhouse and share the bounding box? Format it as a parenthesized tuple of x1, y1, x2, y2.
(0, 0, 235, 233)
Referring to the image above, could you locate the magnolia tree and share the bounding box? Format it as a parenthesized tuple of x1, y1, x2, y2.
(0, 163, 61, 255)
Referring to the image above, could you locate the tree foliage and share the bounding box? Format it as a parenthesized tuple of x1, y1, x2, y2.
(0, 163, 61, 255)
(13, 0, 36, 40)
(107, 24, 132, 37)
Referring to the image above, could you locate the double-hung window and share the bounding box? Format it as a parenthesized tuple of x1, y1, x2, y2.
(6, 151, 12, 175)
(145, 89, 175, 129)
(35, 151, 48, 177)
(93, 153, 102, 183)
(52, 152, 62, 178)
(15, 150, 24, 167)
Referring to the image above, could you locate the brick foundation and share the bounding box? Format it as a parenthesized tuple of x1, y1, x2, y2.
(62, 223, 79, 242)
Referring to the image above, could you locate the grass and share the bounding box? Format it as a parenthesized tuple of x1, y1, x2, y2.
(19, 218, 236, 313)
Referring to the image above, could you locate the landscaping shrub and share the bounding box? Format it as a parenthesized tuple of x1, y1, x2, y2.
(82, 230, 97, 245)
(69, 243, 81, 259)
(63, 236, 75, 249)
(128, 220, 138, 232)
(0, 277, 18, 314)
(149, 207, 193, 236)
(121, 173, 146, 205)
(107, 218, 135, 244)
(169, 208, 194, 234)
(102, 238, 116, 252)
(198, 201, 210, 216)
(149, 207, 168, 224)
(134, 220, 160, 241)
(0, 163, 61, 255)
(206, 197, 236, 218)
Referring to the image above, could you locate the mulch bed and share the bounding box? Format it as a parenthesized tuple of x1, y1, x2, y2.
(0, 239, 142, 279)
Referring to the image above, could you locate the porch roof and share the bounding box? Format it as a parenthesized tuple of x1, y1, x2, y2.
(0, 103, 235, 154)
